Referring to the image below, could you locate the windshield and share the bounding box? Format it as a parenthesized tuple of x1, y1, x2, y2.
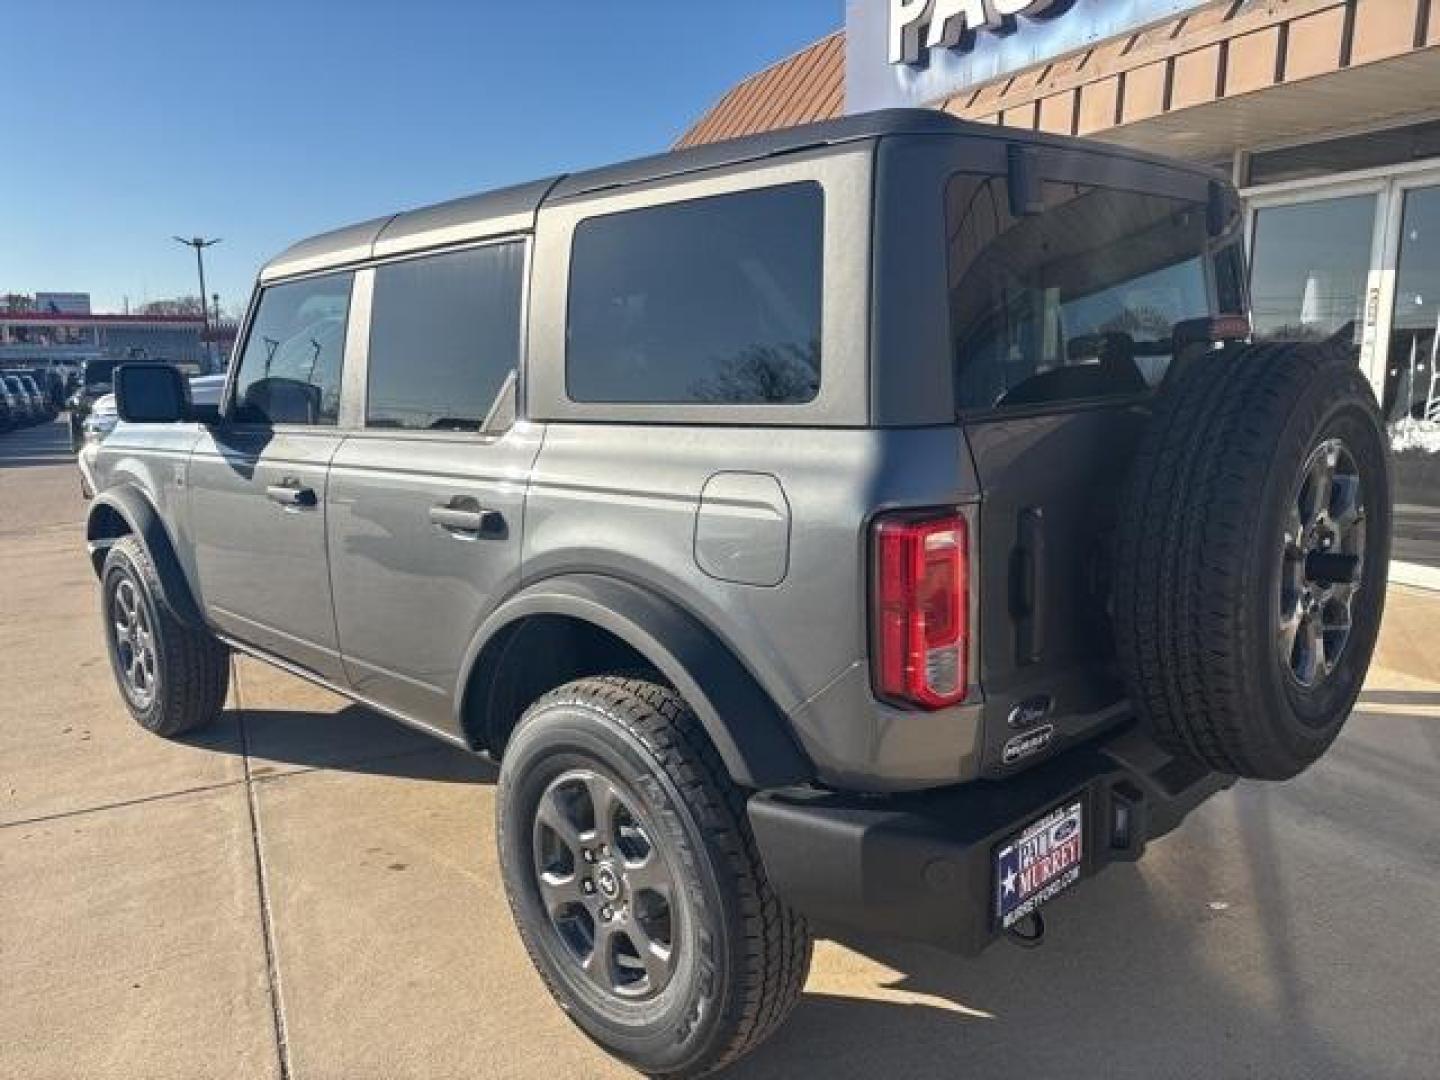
(948, 175, 1242, 411)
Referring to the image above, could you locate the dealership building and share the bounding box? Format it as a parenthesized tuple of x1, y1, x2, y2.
(0, 296, 236, 374)
(682, 0, 1440, 586)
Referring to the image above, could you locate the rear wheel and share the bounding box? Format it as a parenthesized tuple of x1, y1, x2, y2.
(101, 536, 230, 737)
(496, 676, 812, 1077)
(1113, 343, 1391, 779)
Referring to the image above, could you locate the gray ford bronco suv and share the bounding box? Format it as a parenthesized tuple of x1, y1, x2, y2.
(89, 111, 1391, 1076)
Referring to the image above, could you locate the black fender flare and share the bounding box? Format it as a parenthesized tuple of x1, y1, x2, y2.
(457, 574, 814, 790)
(86, 486, 205, 628)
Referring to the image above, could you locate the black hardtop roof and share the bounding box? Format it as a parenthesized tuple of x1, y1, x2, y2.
(261, 109, 1218, 282)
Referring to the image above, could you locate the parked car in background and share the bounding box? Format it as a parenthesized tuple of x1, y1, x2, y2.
(17, 375, 57, 422)
(78, 374, 225, 498)
(0, 386, 14, 432)
(25, 367, 67, 413)
(67, 358, 121, 450)
(3, 376, 36, 426)
(79, 393, 119, 446)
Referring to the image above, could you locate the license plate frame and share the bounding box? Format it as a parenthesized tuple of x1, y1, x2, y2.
(994, 800, 1084, 929)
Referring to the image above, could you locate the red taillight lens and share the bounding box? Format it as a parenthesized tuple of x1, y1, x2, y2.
(872, 512, 969, 709)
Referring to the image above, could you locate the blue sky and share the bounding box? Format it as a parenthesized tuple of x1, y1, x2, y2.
(1, 0, 839, 314)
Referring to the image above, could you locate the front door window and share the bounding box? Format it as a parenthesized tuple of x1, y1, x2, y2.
(1384, 185, 1440, 573)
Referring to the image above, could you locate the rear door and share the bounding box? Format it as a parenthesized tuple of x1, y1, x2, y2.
(326, 240, 540, 737)
(942, 160, 1245, 772)
(188, 270, 355, 681)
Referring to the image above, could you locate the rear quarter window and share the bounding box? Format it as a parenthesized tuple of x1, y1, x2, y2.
(565, 182, 823, 405)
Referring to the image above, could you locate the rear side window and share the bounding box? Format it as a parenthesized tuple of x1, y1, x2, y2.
(566, 183, 823, 405)
(233, 271, 353, 425)
(946, 174, 1220, 412)
(366, 242, 524, 431)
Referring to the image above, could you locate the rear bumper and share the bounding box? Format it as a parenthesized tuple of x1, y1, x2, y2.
(748, 723, 1233, 955)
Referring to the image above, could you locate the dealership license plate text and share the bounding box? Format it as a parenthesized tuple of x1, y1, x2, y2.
(995, 801, 1084, 928)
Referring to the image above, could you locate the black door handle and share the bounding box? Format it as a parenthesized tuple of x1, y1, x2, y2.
(429, 499, 503, 537)
(266, 482, 316, 508)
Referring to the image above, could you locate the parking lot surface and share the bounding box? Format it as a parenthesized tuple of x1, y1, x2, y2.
(3, 416, 1438, 1079)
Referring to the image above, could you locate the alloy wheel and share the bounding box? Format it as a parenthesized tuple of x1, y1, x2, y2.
(1278, 438, 1366, 688)
(531, 768, 678, 1001)
(111, 576, 157, 707)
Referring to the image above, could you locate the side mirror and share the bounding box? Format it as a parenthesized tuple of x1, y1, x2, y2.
(115, 363, 189, 423)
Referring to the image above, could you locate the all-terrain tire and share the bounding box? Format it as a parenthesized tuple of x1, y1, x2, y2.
(101, 535, 230, 737)
(1113, 343, 1391, 779)
(496, 676, 812, 1078)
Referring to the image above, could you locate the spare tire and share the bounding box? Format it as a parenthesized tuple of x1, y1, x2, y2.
(1113, 342, 1391, 780)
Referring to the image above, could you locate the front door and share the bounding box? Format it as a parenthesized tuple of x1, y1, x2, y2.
(325, 241, 537, 737)
(188, 269, 356, 682)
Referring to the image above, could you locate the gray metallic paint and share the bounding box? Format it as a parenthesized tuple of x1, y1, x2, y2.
(327, 422, 544, 732)
(187, 426, 347, 681)
(88, 111, 1240, 793)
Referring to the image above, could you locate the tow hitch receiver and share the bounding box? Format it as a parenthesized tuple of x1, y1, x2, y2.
(1006, 910, 1046, 948)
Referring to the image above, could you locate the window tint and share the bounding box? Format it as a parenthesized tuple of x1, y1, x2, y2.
(366, 242, 524, 431)
(947, 175, 1218, 411)
(566, 183, 823, 405)
(232, 272, 353, 425)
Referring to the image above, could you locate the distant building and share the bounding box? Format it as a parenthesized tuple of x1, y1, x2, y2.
(0, 309, 238, 373)
(33, 291, 92, 315)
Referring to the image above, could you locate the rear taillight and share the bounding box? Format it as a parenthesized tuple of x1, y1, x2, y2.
(872, 512, 969, 709)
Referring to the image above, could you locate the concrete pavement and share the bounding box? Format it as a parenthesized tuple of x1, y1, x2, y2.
(2, 415, 1438, 1079)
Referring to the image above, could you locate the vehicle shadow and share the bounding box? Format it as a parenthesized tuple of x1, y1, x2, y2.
(172, 693, 1431, 1078)
(722, 714, 1437, 1080)
(184, 703, 496, 784)
(723, 838, 1370, 1080)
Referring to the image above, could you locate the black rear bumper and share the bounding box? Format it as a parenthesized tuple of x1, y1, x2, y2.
(747, 724, 1233, 955)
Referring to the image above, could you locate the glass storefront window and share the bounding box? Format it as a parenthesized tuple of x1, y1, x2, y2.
(1385, 185, 1440, 572)
(1249, 195, 1377, 358)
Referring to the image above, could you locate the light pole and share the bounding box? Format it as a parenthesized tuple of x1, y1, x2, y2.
(212, 293, 223, 367)
(173, 236, 221, 372)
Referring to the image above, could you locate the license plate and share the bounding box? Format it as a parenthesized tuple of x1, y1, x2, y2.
(995, 801, 1084, 929)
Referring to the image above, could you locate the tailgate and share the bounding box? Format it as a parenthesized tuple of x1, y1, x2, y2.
(967, 402, 1148, 775)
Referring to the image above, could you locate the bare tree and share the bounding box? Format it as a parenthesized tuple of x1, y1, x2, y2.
(138, 296, 207, 317)
(689, 340, 820, 404)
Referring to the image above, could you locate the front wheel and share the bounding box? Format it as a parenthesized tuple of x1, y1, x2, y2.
(496, 677, 812, 1078)
(101, 535, 230, 737)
